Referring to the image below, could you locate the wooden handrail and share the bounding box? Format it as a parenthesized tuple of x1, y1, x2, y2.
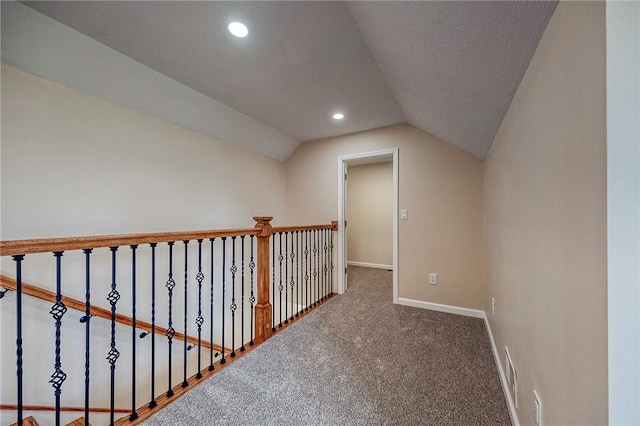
(0, 227, 259, 257)
(272, 223, 335, 233)
(0, 275, 225, 353)
(0, 404, 129, 414)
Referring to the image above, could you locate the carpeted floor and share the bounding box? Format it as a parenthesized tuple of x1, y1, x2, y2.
(142, 266, 510, 425)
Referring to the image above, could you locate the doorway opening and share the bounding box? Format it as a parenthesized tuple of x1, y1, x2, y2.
(337, 148, 399, 302)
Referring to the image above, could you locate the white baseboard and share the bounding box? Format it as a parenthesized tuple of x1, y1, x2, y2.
(395, 297, 484, 318)
(347, 261, 393, 270)
(483, 312, 520, 426)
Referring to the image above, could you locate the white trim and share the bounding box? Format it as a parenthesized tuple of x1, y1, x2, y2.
(337, 148, 399, 301)
(347, 261, 393, 270)
(396, 297, 484, 318)
(483, 312, 520, 426)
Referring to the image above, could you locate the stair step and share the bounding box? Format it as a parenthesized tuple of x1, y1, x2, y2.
(10, 416, 39, 426)
(66, 417, 91, 426)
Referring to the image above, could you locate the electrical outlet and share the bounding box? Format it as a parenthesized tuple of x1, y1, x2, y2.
(492, 297, 495, 315)
(533, 390, 542, 426)
(429, 273, 437, 285)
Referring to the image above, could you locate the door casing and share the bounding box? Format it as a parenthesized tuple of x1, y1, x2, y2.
(337, 148, 399, 302)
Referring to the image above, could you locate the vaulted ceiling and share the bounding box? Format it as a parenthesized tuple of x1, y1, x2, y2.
(22, 1, 557, 159)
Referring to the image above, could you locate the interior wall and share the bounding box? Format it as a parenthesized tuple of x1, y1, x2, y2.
(346, 162, 393, 268)
(0, 66, 287, 241)
(606, 1, 640, 423)
(484, 2, 607, 425)
(286, 123, 485, 310)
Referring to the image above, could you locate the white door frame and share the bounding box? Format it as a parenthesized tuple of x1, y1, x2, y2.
(337, 148, 399, 302)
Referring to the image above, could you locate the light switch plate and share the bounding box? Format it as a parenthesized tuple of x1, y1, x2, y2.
(400, 209, 408, 220)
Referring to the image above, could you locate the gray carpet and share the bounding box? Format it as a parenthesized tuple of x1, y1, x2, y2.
(142, 266, 510, 425)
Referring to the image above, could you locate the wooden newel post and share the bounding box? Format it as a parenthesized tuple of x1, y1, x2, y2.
(253, 217, 273, 344)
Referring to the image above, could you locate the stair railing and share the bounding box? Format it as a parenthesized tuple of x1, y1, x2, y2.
(0, 217, 337, 426)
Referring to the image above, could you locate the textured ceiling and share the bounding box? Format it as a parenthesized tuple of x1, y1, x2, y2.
(23, 1, 556, 159)
(348, 1, 558, 158)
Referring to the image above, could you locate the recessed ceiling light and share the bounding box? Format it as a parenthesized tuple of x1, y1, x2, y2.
(332, 113, 344, 120)
(228, 21, 249, 38)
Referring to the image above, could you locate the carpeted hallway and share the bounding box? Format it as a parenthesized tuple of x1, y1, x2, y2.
(142, 266, 510, 425)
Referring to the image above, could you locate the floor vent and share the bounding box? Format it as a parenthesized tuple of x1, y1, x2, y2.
(505, 346, 518, 408)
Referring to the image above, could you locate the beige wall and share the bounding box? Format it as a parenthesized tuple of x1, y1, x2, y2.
(346, 162, 393, 267)
(286, 123, 485, 309)
(484, 2, 607, 425)
(0, 66, 286, 240)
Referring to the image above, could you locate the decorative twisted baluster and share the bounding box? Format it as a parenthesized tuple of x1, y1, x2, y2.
(148, 243, 158, 408)
(12, 254, 25, 426)
(82, 249, 92, 423)
(220, 237, 227, 364)
(49, 251, 67, 426)
(249, 235, 256, 346)
(209, 238, 215, 371)
(304, 231, 310, 311)
(106, 247, 120, 425)
(295, 231, 300, 317)
(182, 240, 189, 388)
(129, 245, 139, 421)
(330, 229, 334, 296)
(324, 230, 329, 300)
(230, 236, 237, 357)
(195, 239, 205, 379)
(278, 232, 284, 328)
(165, 242, 176, 397)
(313, 230, 318, 306)
(240, 235, 246, 352)
(284, 232, 289, 324)
(271, 236, 276, 331)
(290, 233, 295, 321)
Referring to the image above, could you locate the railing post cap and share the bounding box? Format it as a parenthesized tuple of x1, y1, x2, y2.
(253, 217, 273, 223)
(253, 217, 273, 237)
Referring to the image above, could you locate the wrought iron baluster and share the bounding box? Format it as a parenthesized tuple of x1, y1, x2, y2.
(278, 232, 284, 328)
(149, 243, 158, 408)
(165, 242, 176, 397)
(324, 229, 329, 300)
(195, 239, 204, 379)
(304, 231, 309, 312)
(272, 236, 276, 331)
(240, 235, 246, 352)
(318, 229, 327, 301)
(249, 235, 256, 346)
(129, 245, 139, 421)
(296, 231, 300, 317)
(220, 237, 227, 364)
(49, 251, 67, 426)
(82, 249, 92, 424)
(284, 232, 289, 324)
(182, 240, 189, 388)
(290, 232, 295, 321)
(230, 236, 237, 357)
(318, 230, 323, 301)
(330, 229, 334, 297)
(12, 254, 25, 426)
(209, 238, 215, 371)
(313, 230, 318, 306)
(106, 247, 120, 425)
